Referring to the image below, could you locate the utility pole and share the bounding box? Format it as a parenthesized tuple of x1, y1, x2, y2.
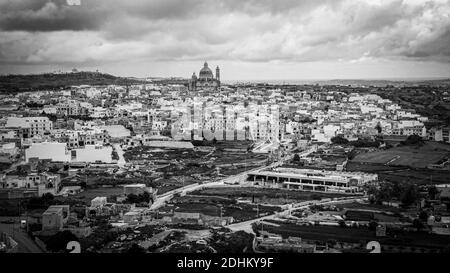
(25, 200, 29, 233)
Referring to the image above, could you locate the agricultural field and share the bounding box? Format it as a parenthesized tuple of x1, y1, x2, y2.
(257, 220, 450, 250)
(346, 162, 407, 172)
(162, 195, 281, 222)
(189, 186, 353, 205)
(62, 171, 196, 196)
(123, 145, 267, 168)
(70, 186, 124, 204)
(351, 142, 449, 168)
(121, 145, 268, 192)
(160, 229, 254, 253)
(377, 169, 450, 184)
(347, 162, 450, 184)
(258, 220, 377, 243)
(334, 201, 405, 214)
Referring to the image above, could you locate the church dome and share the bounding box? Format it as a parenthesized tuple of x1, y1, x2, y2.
(199, 62, 214, 79)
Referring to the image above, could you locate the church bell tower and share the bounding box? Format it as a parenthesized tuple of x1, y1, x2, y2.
(216, 66, 220, 82)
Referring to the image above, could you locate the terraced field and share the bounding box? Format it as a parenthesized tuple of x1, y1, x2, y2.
(352, 142, 449, 168)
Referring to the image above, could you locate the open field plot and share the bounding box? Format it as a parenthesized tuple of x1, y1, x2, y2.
(333, 202, 406, 223)
(351, 142, 450, 168)
(219, 165, 254, 176)
(334, 201, 405, 214)
(62, 172, 154, 187)
(71, 187, 124, 203)
(258, 221, 450, 249)
(122, 145, 268, 190)
(124, 147, 207, 162)
(259, 221, 376, 243)
(378, 169, 450, 184)
(62, 171, 196, 196)
(346, 161, 407, 172)
(346, 162, 450, 184)
(156, 183, 185, 195)
(124, 146, 267, 167)
(52, 187, 125, 206)
(192, 140, 253, 149)
(163, 195, 281, 222)
(190, 186, 352, 205)
(161, 229, 254, 253)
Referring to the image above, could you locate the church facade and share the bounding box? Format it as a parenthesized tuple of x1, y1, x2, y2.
(188, 62, 220, 91)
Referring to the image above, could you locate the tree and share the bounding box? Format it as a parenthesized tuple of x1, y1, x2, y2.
(111, 151, 119, 161)
(327, 239, 337, 247)
(401, 135, 424, 146)
(412, 219, 424, 231)
(26, 193, 54, 210)
(293, 154, 300, 162)
(41, 193, 55, 204)
(400, 184, 419, 207)
(45, 231, 78, 253)
(368, 221, 378, 231)
(366, 184, 378, 196)
(142, 191, 151, 203)
(419, 210, 429, 221)
(125, 191, 151, 204)
(428, 186, 439, 199)
(331, 136, 349, 145)
(375, 123, 382, 134)
(125, 193, 139, 204)
(350, 138, 380, 148)
(48, 165, 61, 173)
(127, 243, 146, 253)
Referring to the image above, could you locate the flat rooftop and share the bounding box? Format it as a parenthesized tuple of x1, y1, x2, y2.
(123, 184, 147, 188)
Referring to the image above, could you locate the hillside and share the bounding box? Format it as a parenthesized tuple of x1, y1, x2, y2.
(0, 72, 145, 93)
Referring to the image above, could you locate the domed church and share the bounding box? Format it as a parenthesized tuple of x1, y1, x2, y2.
(188, 61, 220, 91)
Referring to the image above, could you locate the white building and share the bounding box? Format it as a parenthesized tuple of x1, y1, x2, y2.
(25, 142, 70, 162)
(123, 184, 150, 195)
(73, 145, 113, 163)
(246, 168, 378, 194)
(5, 117, 53, 138)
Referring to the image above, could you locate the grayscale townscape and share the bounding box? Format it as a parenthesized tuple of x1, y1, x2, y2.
(1, 0, 450, 255)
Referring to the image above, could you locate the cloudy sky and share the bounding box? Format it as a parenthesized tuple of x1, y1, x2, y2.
(0, 0, 450, 80)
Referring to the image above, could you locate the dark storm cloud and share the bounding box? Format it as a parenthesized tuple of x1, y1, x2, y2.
(0, 0, 342, 32)
(0, 0, 217, 32)
(0, 0, 450, 67)
(220, 0, 344, 15)
(0, 0, 108, 31)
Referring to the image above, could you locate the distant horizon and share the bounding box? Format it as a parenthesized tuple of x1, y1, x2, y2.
(2, 1, 450, 81)
(2, 69, 450, 84)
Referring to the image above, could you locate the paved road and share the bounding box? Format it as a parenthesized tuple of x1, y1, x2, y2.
(227, 197, 366, 234)
(0, 221, 44, 253)
(150, 154, 293, 210)
(113, 144, 126, 166)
